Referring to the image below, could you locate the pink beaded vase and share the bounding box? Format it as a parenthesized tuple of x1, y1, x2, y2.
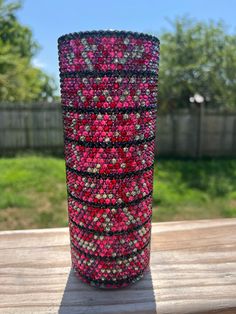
(57, 30, 160, 289)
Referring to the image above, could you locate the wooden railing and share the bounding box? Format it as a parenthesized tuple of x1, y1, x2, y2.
(1, 218, 236, 313)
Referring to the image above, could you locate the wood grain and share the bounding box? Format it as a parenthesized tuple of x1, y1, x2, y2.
(0, 218, 236, 314)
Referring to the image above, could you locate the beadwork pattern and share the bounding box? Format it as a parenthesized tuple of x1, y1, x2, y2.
(57, 30, 159, 289)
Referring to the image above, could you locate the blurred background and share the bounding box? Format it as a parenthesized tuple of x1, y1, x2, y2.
(0, 0, 236, 230)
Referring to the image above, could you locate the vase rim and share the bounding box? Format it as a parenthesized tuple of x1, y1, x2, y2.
(58, 29, 160, 44)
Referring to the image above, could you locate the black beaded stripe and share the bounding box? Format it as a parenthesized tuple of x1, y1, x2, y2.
(62, 104, 157, 114)
(66, 163, 154, 179)
(58, 30, 160, 44)
(69, 192, 152, 212)
(71, 237, 150, 261)
(59, 70, 158, 79)
(64, 135, 155, 148)
(72, 265, 146, 286)
(69, 214, 151, 236)
(68, 189, 153, 209)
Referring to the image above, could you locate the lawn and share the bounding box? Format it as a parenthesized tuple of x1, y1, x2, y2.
(0, 155, 235, 230)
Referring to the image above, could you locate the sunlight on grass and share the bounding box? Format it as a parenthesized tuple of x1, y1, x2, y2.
(0, 155, 235, 230)
(153, 159, 236, 221)
(0, 155, 67, 230)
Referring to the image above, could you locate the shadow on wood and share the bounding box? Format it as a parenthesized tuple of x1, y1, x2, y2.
(59, 267, 157, 314)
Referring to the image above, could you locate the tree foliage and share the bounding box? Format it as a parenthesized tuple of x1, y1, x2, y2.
(0, 0, 56, 102)
(159, 17, 236, 111)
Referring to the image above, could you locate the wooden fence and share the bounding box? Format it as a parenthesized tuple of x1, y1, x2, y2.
(0, 102, 236, 157)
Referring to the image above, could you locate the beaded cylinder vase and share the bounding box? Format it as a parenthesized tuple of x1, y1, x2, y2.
(57, 30, 160, 289)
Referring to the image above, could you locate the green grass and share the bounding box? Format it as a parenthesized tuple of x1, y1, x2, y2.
(153, 158, 236, 221)
(0, 155, 67, 230)
(0, 155, 235, 230)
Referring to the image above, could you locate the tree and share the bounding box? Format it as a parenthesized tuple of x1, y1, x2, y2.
(0, 0, 57, 102)
(158, 16, 236, 111)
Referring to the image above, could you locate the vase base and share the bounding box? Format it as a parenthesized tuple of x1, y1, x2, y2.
(71, 265, 149, 289)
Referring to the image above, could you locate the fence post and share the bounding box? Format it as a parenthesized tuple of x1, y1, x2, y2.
(24, 109, 33, 149)
(196, 102, 204, 158)
(171, 110, 178, 156)
(233, 118, 236, 156)
(24, 112, 30, 149)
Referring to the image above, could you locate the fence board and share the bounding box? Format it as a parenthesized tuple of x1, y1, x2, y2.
(0, 103, 235, 157)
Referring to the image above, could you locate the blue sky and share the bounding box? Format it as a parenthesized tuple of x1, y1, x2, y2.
(17, 0, 236, 91)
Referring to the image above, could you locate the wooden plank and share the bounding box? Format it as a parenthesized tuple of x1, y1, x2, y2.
(0, 219, 236, 314)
